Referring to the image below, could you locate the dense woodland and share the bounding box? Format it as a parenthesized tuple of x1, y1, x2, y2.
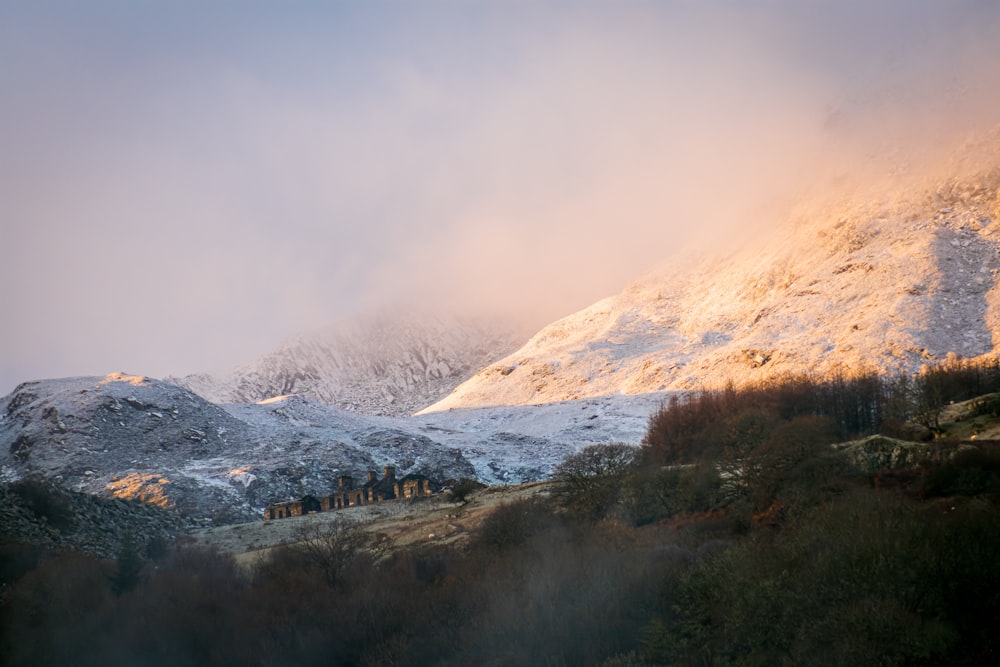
(3, 358, 1000, 666)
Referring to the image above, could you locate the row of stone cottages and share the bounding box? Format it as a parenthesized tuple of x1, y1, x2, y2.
(264, 466, 437, 520)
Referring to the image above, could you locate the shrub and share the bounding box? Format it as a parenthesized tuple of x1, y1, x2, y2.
(0, 541, 44, 590)
(473, 499, 560, 554)
(639, 487, 1000, 667)
(624, 462, 726, 525)
(446, 478, 485, 504)
(920, 445, 1000, 498)
(0, 550, 114, 667)
(112, 544, 254, 667)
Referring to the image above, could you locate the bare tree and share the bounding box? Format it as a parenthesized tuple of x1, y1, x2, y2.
(277, 521, 379, 587)
(553, 442, 637, 518)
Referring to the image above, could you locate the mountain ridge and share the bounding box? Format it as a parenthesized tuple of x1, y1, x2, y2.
(169, 311, 526, 417)
(421, 138, 1000, 413)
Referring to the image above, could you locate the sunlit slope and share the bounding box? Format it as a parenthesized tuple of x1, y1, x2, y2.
(421, 134, 1000, 412)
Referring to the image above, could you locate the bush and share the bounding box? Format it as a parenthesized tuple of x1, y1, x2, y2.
(473, 499, 560, 554)
(0, 550, 114, 667)
(110, 530, 144, 595)
(112, 544, 254, 667)
(921, 446, 1000, 498)
(969, 393, 1000, 418)
(0, 541, 44, 590)
(457, 517, 654, 666)
(259, 521, 375, 589)
(446, 478, 485, 504)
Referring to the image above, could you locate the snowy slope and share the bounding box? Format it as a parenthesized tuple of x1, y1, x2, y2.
(0, 371, 655, 525)
(171, 311, 525, 417)
(8, 133, 1000, 526)
(422, 136, 1000, 412)
(0, 373, 477, 524)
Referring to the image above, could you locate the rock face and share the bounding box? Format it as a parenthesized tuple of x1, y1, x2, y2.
(0, 374, 475, 525)
(171, 311, 525, 417)
(421, 143, 1000, 413)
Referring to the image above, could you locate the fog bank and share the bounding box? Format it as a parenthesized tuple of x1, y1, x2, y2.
(2, 1, 999, 394)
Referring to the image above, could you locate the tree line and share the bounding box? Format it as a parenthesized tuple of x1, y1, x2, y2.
(2, 357, 1000, 665)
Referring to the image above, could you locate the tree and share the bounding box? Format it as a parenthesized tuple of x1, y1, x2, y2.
(553, 442, 637, 519)
(111, 530, 144, 596)
(280, 521, 376, 588)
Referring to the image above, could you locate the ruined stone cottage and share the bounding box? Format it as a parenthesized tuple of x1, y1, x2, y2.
(264, 466, 438, 521)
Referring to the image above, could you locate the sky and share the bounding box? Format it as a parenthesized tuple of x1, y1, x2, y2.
(2, 1, 1000, 395)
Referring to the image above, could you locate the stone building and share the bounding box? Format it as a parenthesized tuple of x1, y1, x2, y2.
(396, 473, 434, 499)
(264, 466, 439, 520)
(264, 494, 321, 520)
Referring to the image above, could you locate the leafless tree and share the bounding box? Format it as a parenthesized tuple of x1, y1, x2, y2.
(553, 442, 637, 518)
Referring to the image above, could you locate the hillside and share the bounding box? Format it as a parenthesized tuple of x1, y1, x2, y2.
(422, 134, 1000, 412)
(188, 481, 555, 568)
(191, 390, 1000, 567)
(0, 373, 475, 524)
(0, 370, 655, 528)
(171, 311, 525, 417)
(7, 377, 1000, 667)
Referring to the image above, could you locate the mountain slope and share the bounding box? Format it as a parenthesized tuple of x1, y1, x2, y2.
(0, 373, 476, 524)
(422, 138, 1000, 412)
(172, 311, 525, 416)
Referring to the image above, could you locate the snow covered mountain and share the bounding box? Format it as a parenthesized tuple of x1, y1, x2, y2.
(7, 131, 1000, 528)
(0, 373, 476, 524)
(421, 134, 1000, 412)
(0, 369, 646, 526)
(171, 311, 525, 417)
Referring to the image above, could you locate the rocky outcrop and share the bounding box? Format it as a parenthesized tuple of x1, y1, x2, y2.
(834, 436, 936, 474)
(0, 479, 186, 559)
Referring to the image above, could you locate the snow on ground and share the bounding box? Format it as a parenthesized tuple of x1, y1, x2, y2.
(216, 390, 664, 486)
(405, 392, 664, 484)
(1, 372, 664, 525)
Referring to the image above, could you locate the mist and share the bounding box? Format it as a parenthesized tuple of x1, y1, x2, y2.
(2, 1, 999, 395)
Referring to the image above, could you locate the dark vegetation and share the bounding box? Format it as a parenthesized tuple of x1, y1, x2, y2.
(8, 479, 75, 531)
(3, 357, 1000, 665)
(445, 477, 486, 504)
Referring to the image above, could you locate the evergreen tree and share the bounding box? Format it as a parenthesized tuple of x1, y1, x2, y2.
(111, 530, 143, 596)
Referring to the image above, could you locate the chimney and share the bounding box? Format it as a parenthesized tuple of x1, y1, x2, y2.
(338, 475, 354, 490)
(383, 465, 396, 481)
(367, 470, 377, 482)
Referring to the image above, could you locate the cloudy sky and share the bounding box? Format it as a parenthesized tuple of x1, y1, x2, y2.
(2, 1, 999, 395)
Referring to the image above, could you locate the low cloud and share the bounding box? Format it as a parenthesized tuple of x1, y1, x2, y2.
(2, 1, 999, 393)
